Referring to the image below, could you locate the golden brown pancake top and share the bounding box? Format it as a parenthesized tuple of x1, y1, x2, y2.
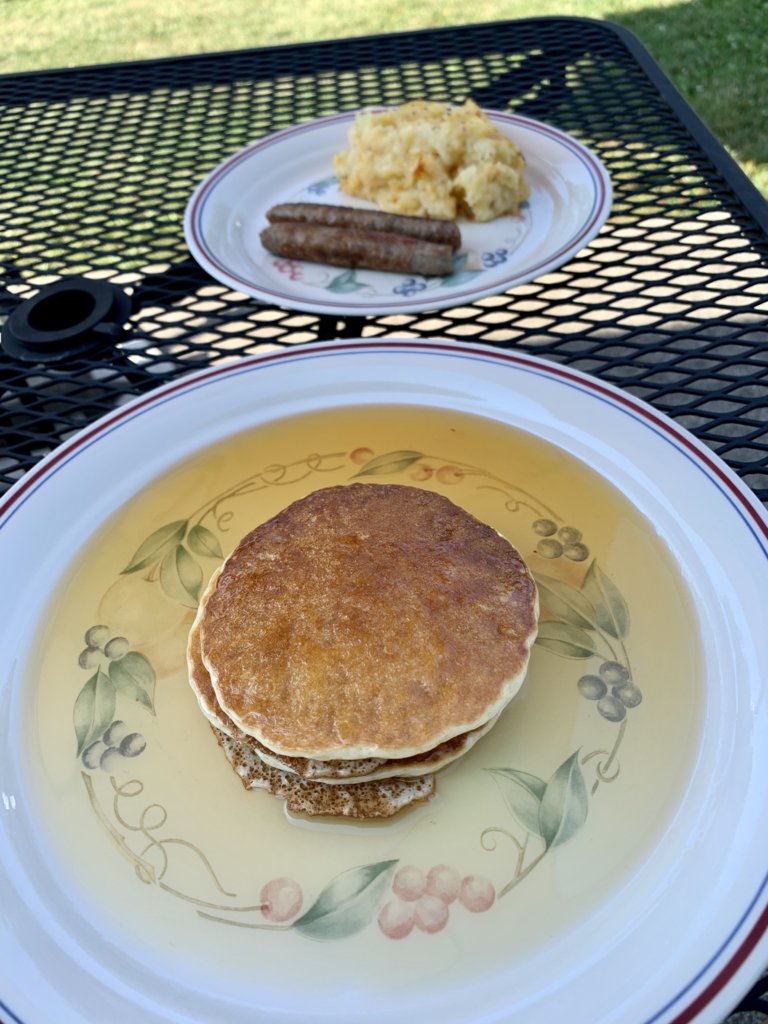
(188, 601, 497, 781)
(189, 598, 500, 781)
(200, 483, 538, 759)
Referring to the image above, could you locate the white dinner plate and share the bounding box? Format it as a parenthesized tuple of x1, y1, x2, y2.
(184, 110, 612, 314)
(1, 339, 767, 1024)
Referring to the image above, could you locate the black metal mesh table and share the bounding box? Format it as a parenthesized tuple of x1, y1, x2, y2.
(1, 16, 767, 1024)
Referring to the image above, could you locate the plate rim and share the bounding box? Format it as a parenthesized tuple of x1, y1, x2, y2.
(182, 108, 613, 314)
(1, 338, 768, 1024)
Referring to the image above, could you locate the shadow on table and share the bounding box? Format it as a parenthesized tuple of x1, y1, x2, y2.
(609, 0, 767, 197)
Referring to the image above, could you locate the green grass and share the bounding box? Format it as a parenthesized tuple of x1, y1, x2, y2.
(2, 0, 767, 198)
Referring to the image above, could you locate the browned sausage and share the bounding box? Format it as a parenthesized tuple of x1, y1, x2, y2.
(267, 203, 461, 251)
(261, 222, 455, 276)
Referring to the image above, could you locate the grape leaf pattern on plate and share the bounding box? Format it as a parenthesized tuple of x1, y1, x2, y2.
(73, 445, 640, 937)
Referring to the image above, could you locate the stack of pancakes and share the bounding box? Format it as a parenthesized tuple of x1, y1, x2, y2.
(187, 483, 538, 818)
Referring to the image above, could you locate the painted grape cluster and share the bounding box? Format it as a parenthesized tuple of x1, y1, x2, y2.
(578, 661, 643, 722)
(78, 624, 127, 668)
(532, 518, 589, 562)
(74, 623, 155, 769)
(378, 864, 495, 939)
(81, 718, 147, 773)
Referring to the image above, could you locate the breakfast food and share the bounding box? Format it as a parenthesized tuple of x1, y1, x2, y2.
(261, 221, 455, 276)
(216, 730, 436, 818)
(261, 203, 459, 276)
(189, 604, 501, 783)
(267, 203, 461, 248)
(187, 483, 539, 818)
(261, 101, 528, 275)
(333, 99, 530, 222)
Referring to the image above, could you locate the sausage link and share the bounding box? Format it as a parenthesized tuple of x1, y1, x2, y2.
(267, 202, 461, 251)
(261, 222, 455, 277)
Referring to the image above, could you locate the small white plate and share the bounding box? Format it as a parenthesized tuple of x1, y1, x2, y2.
(1, 340, 767, 1024)
(184, 110, 612, 314)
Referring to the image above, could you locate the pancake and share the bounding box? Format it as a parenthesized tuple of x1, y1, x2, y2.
(213, 727, 435, 819)
(258, 713, 500, 782)
(199, 483, 538, 760)
(188, 569, 239, 736)
(188, 607, 503, 783)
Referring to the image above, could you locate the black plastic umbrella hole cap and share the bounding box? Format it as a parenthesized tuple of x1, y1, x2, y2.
(1, 277, 132, 363)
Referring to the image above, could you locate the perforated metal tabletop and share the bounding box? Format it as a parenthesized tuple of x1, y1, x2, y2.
(2, 17, 768, 501)
(1, 16, 767, 1023)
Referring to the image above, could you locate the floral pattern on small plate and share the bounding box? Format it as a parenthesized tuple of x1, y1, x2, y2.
(184, 110, 612, 315)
